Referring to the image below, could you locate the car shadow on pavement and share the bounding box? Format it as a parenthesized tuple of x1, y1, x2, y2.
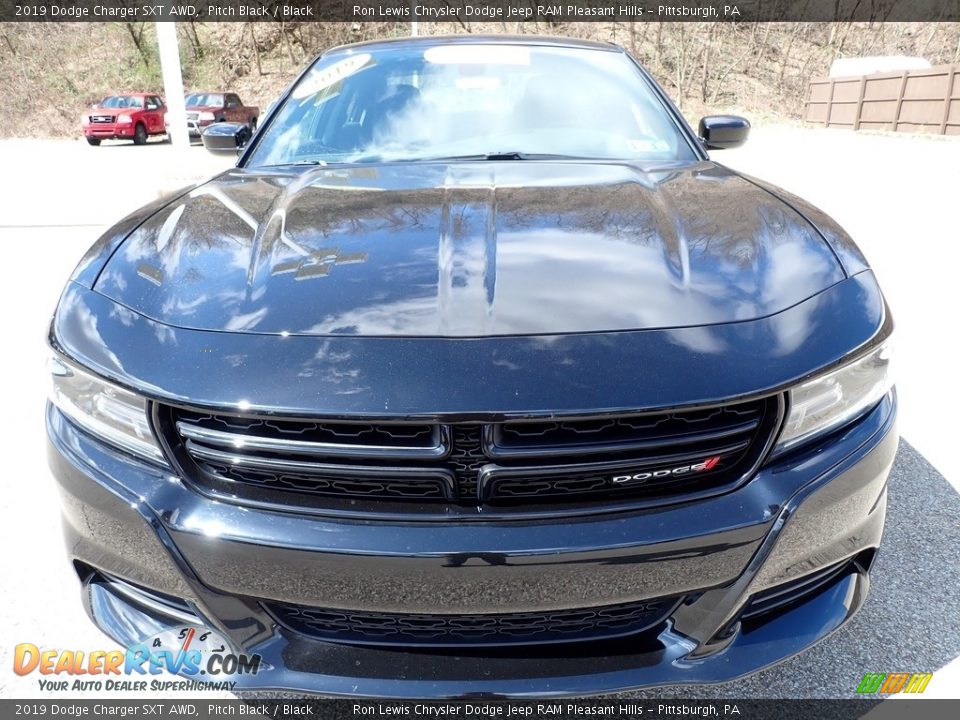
(86, 138, 172, 148)
(627, 440, 960, 699)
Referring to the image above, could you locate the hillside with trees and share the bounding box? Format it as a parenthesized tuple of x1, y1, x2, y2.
(1, 20, 959, 137)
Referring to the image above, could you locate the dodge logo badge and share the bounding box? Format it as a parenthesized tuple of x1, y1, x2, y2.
(611, 456, 722, 485)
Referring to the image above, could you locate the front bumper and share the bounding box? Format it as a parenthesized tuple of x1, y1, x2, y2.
(84, 124, 135, 139)
(47, 393, 897, 696)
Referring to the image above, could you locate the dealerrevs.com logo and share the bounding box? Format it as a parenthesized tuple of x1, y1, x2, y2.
(13, 627, 261, 692)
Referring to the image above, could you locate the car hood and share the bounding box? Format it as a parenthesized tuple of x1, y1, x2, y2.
(93, 160, 845, 337)
(91, 106, 135, 114)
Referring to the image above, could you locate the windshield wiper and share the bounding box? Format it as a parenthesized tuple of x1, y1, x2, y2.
(422, 151, 588, 162)
(274, 152, 589, 168)
(484, 151, 526, 160)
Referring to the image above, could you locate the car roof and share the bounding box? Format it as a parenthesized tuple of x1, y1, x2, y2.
(325, 34, 622, 56)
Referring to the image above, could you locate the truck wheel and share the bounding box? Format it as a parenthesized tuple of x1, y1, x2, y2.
(86, 137, 101, 146)
(133, 123, 147, 145)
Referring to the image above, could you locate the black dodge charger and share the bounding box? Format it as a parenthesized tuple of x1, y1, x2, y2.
(47, 36, 897, 696)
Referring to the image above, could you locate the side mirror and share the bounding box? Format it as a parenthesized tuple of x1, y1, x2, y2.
(698, 115, 750, 150)
(201, 122, 250, 156)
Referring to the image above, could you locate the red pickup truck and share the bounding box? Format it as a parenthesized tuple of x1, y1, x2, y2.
(82, 93, 167, 146)
(184, 92, 259, 138)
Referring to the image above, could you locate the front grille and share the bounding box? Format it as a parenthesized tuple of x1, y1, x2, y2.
(195, 458, 452, 500)
(186, 112, 199, 121)
(90, 114, 114, 123)
(158, 396, 781, 515)
(174, 410, 445, 458)
(267, 596, 681, 647)
(448, 424, 485, 499)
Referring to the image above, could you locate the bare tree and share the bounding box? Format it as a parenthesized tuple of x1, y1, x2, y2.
(180, 21, 204, 60)
(124, 22, 150, 67)
(248, 22, 263, 76)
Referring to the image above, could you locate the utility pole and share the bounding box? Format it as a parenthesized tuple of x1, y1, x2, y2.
(155, 19, 188, 148)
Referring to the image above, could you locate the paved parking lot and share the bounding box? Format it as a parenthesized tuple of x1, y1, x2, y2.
(0, 128, 957, 701)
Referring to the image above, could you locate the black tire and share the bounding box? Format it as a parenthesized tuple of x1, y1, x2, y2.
(250, 117, 258, 131)
(133, 123, 147, 146)
(85, 137, 101, 146)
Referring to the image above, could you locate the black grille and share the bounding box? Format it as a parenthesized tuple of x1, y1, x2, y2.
(159, 396, 780, 515)
(195, 458, 450, 500)
(267, 596, 680, 647)
(174, 410, 440, 451)
(448, 425, 485, 501)
(490, 405, 762, 457)
(90, 115, 114, 123)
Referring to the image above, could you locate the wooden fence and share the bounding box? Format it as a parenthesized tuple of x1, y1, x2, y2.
(804, 64, 960, 135)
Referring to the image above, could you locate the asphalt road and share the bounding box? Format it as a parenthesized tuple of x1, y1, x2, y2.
(0, 129, 957, 703)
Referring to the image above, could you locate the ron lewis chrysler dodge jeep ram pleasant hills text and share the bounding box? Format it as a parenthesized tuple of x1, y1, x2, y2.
(47, 36, 896, 697)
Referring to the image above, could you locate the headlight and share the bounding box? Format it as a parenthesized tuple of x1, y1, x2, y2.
(117, 115, 133, 124)
(49, 355, 166, 464)
(81, 114, 90, 126)
(775, 339, 893, 452)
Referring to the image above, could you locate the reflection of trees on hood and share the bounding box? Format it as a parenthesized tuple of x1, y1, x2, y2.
(130, 163, 821, 282)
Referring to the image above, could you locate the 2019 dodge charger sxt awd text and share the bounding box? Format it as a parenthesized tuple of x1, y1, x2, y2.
(47, 36, 897, 697)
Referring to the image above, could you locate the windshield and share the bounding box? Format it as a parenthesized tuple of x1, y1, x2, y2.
(247, 44, 696, 167)
(100, 95, 144, 109)
(186, 93, 224, 107)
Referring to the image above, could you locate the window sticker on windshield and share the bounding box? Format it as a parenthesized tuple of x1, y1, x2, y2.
(424, 45, 530, 66)
(627, 138, 671, 153)
(292, 53, 374, 99)
(455, 77, 501, 90)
